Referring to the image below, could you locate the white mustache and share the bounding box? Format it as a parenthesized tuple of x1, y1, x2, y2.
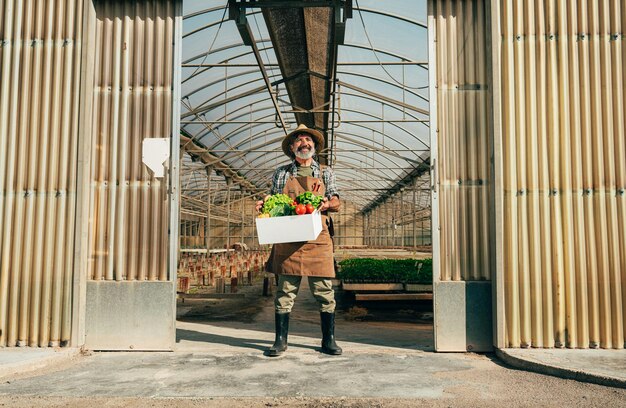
(293, 145, 315, 159)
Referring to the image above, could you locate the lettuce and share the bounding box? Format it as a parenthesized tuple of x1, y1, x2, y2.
(262, 194, 295, 217)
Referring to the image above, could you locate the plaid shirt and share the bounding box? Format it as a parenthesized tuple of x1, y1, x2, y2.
(270, 160, 339, 198)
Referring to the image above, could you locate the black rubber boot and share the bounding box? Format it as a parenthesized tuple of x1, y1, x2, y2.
(267, 312, 289, 357)
(320, 312, 342, 355)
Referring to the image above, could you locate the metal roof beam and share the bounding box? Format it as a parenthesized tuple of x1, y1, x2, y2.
(228, 1, 289, 132)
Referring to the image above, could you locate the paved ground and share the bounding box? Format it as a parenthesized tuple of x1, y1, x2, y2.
(498, 347, 626, 388)
(1, 274, 626, 407)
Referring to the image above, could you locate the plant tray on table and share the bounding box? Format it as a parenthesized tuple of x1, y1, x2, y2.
(337, 258, 433, 285)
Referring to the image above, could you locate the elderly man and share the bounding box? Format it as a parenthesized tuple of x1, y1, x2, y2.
(255, 124, 342, 357)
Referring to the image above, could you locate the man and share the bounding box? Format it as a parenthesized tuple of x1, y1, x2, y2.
(255, 124, 342, 357)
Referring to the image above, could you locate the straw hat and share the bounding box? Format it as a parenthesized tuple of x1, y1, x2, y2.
(281, 124, 325, 158)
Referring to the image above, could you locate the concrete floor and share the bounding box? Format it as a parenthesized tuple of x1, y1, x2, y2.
(1, 278, 626, 406)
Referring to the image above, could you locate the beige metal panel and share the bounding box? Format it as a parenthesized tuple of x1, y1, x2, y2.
(433, 0, 492, 282)
(497, 0, 625, 349)
(0, 0, 83, 347)
(88, 1, 174, 282)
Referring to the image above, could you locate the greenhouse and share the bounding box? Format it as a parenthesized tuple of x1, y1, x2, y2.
(0, 0, 625, 362)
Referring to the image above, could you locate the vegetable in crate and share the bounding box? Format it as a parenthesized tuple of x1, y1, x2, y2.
(261, 194, 296, 217)
(296, 191, 323, 209)
(294, 204, 306, 215)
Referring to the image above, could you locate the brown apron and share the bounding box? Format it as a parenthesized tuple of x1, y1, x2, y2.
(271, 176, 335, 277)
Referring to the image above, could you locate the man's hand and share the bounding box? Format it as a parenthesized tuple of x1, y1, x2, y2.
(318, 197, 330, 212)
(318, 196, 340, 212)
(255, 195, 270, 213)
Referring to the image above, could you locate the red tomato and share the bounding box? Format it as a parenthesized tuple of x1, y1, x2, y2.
(305, 204, 315, 214)
(295, 204, 306, 215)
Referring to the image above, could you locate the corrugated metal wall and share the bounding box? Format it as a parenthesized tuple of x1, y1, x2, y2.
(498, 0, 626, 349)
(432, 0, 492, 281)
(88, 0, 174, 282)
(0, 0, 83, 347)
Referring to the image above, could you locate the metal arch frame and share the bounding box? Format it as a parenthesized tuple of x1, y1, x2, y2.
(184, 42, 427, 71)
(185, 84, 425, 132)
(337, 81, 427, 116)
(185, 89, 291, 138)
(337, 70, 429, 103)
(183, 84, 426, 150)
(334, 124, 427, 166)
(193, 99, 424, 154)
(180, 131, 265, 194)
(182, 129, 428, 208)
(182, 4, 427, 32)
(182, 169, 422, 213)
(333, 161, 405, 184)
(361, 163, 431, 214)
(183, 108, 284, 140)
(332, 160, 399, 183)
(182, 67, 273, 101)
(232, 126, 410, 175)
(332, 133, 425, 168)
(340, 43, 428, 71)
(329, 170, 390, 190)
(334, 101, 425, 134)
(194, 103, 422, 156)
(182, 6, 427, 67)
(214, 124, 415, 179)
(206, 119, 283, 151)
(182, 39, 275, 82)
(182, 38, 273, 70)
(337, 83, 428, 116)
(199, 128, 286, 162)
(183, 71, 428, 150)
(226, 11, 290, 132)
(180, 120, 278, 171)
(181, 5, 430, 87)
(182, 76, 291, 121)
(182, 40, 427, 93)
(243, 163, 392, 196)
(183, 5, 228, 21)
(354, 6, 427, 30)
(335, 107, 424, 129)
(327, 129, 426, 166)
(183, 118, 426, 189)
(183, 15, 228, 39)
(236, 138, 402, 183)
(285, 89, 425, 120)
(191, 112, 283, 150)
(179, 92, 290, 140)
(182, 72, 287, 120)
(179, 1, 433, 214)
(334, 123, 419, 153)
(182, 93, 428, 181)
(181, 45, 427, 121)
(185, 101, 284, 142)
(182, 173, 430, 208)
(190, 131, 282, 176)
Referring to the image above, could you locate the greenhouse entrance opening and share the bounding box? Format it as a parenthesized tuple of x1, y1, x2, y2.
(176, 0, 436, 353)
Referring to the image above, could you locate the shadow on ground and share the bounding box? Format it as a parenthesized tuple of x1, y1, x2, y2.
(176, 277, 434, 352)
